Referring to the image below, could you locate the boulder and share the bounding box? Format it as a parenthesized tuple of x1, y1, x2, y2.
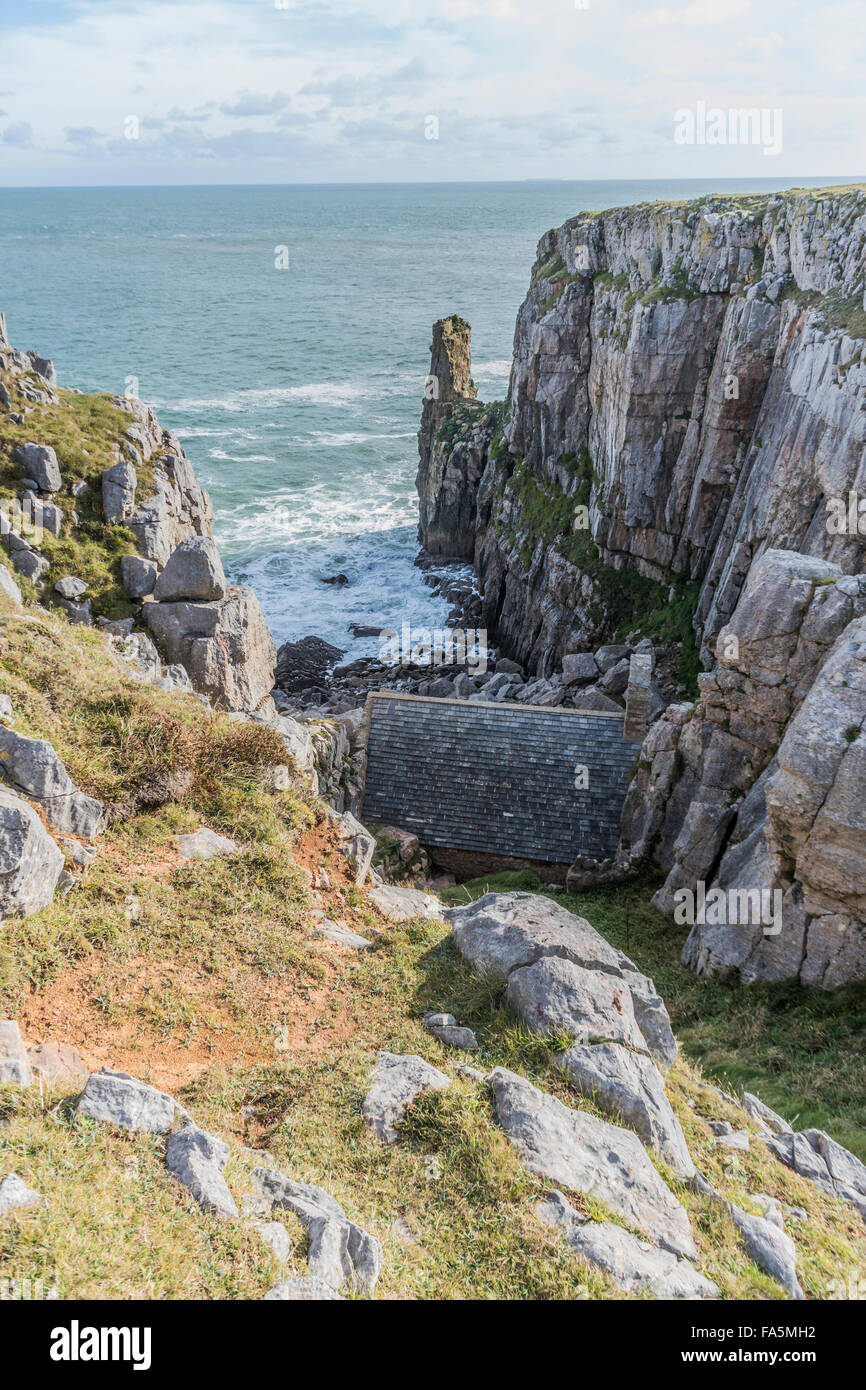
(729, 1204, 803, 1299)
(0, 786, 65, 920)
(561, 652, 599, 686)
(56, 597, 92, 627)
(594, 645, 632, 673)
(447, 891, 625, 979)
(76, 1067, 178, 1133)
(0, 1020, 31, 1086)
(506, 955, 648, 1051)
(38, 500, 64, 539)
(153, 538, 227, 603)
(165, 1123, 238, 1220)
(367, 882, 443, 922)
(263, 1277, 343, 1301)
(555, 1043, 695, 1177)
(448, 893, 677, 1073)
(362, 1051, 452, 1144)
(488, 1067, 697, 1258)
(0, 1173, 42, 1215)
(252, 1167, 347, 1224)
(145, 588, 276, 712)
(121, 555, 157, 600)
(15, 443, 61, 494)
(536, 1191, 717, 1298)
(54, 577, 88, 601)
(307, 1215, 383, 1295)
(0, 727, 105, 838)
(176, 828, 239, 861)
(599, 657, 632, 696)
(10, 547, 49, 583)
(101, 458, 137, 524)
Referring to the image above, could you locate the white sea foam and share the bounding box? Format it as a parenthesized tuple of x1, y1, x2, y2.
(174, 380, 383, 413)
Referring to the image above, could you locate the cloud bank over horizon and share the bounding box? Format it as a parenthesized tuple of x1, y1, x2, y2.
(0, 0, 862, 186)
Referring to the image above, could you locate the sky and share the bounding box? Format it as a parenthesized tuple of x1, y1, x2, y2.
(0, 0, 863, 185)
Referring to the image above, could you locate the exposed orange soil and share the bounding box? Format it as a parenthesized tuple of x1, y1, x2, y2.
(19, 820, 383, 1092)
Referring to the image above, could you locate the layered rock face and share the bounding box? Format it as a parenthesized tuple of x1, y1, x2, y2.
(418, 188, 866, 676)
(105, 395, 215, 563)
(621, 548, 866, 985)
(416, 315, 486, 558)
(417, 187, 866, 987)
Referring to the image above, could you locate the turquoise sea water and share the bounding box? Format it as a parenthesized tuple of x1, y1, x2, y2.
(0, 178, 843, 653)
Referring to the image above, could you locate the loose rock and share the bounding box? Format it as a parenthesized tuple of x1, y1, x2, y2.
(362, 1051, 452, 1144)
(537, 1191, 718, 1298)
(0, 1020, 31, 1086)
(314, 919, 373, 950)
(76, 1068, 178, 1133)
(423, 1012, 478, 1050)
(165, 1123, 238, 1219)
(730, 1203, 804, 1299)
(0, 1173, 42, 1215)
(367, 882, 444, 921)
(15, 443, 61, 493)
(249, 1221, 293, 1263)
(307, 1214, 383, 1295)
(488, 1066, 697, 1258)
(0, 787, 65, 920)
(177, 828, 239, 860)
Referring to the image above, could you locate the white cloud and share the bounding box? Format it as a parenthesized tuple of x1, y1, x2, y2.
(0, 0, 861, 182)
(2, 121, 34, 146)
(219, 90, 292, 117)
(637, 0, 751, 28)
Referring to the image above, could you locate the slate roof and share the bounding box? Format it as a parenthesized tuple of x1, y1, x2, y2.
(360, 693, 642, 865)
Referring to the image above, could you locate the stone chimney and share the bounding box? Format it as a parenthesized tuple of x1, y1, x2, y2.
(623, 652, 652, 742)
(0, 312, 8, 349)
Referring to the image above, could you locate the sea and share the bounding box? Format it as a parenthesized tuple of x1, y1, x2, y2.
(0, 177, 843, 657)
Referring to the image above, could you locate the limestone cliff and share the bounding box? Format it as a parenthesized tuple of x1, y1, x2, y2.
(418, 186, 866, 677)
(418, 185, 866, 987)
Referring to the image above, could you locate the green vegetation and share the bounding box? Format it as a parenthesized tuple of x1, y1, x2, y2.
(0, 549, 862, 1300)
(779, 282, 866, 340)
(0, 369, 156, 620)
(441, 872, 866, 1166)
(4, 866, 865, 1299)
(498, 459, 701, 692)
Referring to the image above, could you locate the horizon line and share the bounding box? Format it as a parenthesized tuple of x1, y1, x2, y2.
(0, 174, 864, 193)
